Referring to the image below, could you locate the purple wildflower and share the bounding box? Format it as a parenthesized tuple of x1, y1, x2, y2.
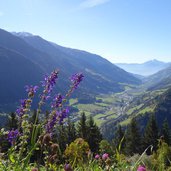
(102, 153, 109, 160)
(70, 73, 84, 90)
(46, 107, 69, 133)
(20, 99, 27, 108)
(25, 85, 38, 99)
(7, 129, 19, 145)
(137, 165, 146, 171)
(95, 154, 100, 159)
(16, 99, 27, 117)
(41, 70, 59, 94)
(46, 112, 58, 133)
(16, 108, 24, 117)
(39, 70, 59, 105)
(39, 94, 50, 102)
(59, 107, 69, 124)
(51, 94, 63, 108)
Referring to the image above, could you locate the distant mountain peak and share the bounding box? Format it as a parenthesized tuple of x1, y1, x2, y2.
(115, 59, 170, 76)
(12, 32, 34, 37)
(144, 59, 165, 65)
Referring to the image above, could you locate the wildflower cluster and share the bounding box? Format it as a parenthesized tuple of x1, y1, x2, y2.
(95, 153, 109, 161)
(0, 69, 84, 171)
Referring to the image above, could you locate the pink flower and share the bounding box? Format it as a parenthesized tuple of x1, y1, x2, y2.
(102, 153, 109, 160)
(95, 154, 100, 159)
(137, 165, 146, 171)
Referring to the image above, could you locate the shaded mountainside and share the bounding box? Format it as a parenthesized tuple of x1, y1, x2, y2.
(15, 32, 140, 85)
(154, 88, 171, 127)
(143, 65, 171, 91)
(0, 29, 141, 111)
(0, 46, 43, 109)
(115, 59, 170, 76)
(124, 88, 171, 130)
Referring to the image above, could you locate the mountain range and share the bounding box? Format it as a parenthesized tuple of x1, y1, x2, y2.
(0, 28, 140, 111)
(115, 60, 171, 76)
(1, 28, 171, 142)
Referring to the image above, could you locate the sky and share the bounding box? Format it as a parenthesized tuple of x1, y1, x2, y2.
(0, 0, 171, 63)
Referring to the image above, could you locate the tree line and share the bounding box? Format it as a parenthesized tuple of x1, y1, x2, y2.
(1, 111, 170, 157)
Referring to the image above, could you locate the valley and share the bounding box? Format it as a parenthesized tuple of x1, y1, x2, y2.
(0, 28, 171, 141)
(67, 81, 170, 140)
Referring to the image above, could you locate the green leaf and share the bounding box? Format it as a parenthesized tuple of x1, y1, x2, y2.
(9, 154, 15, 163)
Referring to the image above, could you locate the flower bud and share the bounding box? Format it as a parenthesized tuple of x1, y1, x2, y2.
(64, 164, 73, 171)
(31, 168, 38, 171)
(51, 143, 59, 154)
(42, 133, 51, 146)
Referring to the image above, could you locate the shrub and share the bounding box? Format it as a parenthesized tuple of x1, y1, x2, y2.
(64, 138, 90, 167)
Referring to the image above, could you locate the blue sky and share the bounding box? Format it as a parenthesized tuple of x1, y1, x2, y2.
(0, 0, 171, 63)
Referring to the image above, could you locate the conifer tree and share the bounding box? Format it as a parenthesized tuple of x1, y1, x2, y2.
(55, 124, 68, 153)
(161, 119, 170, 145)
(113, 124, 125, 152)
(67, 118, 77, 144)
(6, 112, 18, 129)
(125, 117, 142, 155)
(77, 112, 88, 140)
(143, 114, 158, 154)
(86, 116, 102, 153)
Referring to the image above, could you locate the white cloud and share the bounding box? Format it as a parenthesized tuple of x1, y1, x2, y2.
(0, 11, 4, 17)
(80, 0, 110, 9)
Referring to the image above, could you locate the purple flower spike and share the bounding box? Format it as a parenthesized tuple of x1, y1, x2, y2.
(51, 94, 63, 108)
(25, 85, 39, 97)
(70, 73, 84, 89)
(46, 107, 69, 133)
(16, 108, 24, 117)
(41, 70, 59, 94)
(20, 99, 27, 108)
(16, 99, 27, 117)
(7, 129, 19, 145)
(59, 107, 69, 124)
(46, 112, 58, 133)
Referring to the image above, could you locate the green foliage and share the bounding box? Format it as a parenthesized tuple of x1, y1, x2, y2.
(64, 138, 90, 167)
(161, 119, 171, 145)
(143, 114, 158, 154)
(152, 142, 171, 170)
(113, 124, 125, 153)
(99, 140, 113, 155)
(125, 117, 142, 155)
(66, 118, 77, 144)
(77, 112, 88, 140)
(86, 116, 102, 153)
